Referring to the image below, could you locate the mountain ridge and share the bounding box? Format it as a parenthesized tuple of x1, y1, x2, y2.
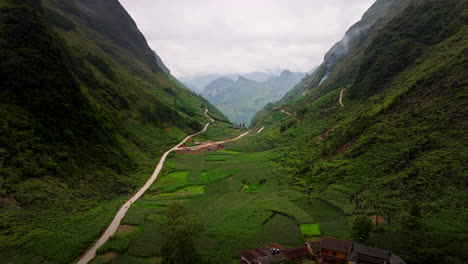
(202, 70, 306, 124)
(0, 0, 227, 262)
(251, 0, 467, 262)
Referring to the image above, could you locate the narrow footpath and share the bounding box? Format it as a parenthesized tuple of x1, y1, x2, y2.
(77, 109, 216, 264)
(256, 126, 264, 134)
(339, 88, 346, 107)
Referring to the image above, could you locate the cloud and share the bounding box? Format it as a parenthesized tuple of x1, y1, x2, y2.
(119, 0, 375, 77)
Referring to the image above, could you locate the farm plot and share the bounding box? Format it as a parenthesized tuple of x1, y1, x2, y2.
(294, 198, 351, 240)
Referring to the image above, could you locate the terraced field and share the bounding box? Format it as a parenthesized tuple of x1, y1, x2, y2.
(91, 129, 352, 263)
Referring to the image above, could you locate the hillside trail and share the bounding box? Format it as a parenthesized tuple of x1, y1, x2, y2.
(339, 88, 346, 107)
(280, 109, 292, 115)
(256, 126, 265, 134)
(274, 107, 292, 116)
(76, 109, 243, 264)
(174, 129, 251, 152)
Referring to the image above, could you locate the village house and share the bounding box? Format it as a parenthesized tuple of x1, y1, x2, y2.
(347, 243, 390, 264)
(309, 237, 351, 264)
(307, 237, 406, 264)
(241, 237, 406, 264)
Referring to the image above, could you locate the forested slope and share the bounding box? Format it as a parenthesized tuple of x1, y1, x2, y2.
(0, 0, 227, 263)
(252, 0, 467, 263)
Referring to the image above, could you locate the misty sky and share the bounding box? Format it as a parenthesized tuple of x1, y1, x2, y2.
(119, 0, 375, 78)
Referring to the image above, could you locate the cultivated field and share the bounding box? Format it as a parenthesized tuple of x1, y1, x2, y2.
(91, 127, 351, 263)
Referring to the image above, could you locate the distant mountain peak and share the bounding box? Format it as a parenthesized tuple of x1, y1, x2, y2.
(201, 70, 305, 124)
(280, 69, 292, 77)
(237, 76, 253, 82)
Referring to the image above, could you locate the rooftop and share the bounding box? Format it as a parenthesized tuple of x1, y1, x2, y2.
(320, 236, 352, 253)
(282, 246, 310, 260)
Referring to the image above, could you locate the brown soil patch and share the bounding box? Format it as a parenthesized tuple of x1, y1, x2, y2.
(228, 176, 233, 181)
(324, 142, 354, 161)
(174, 143, 225, 154)
(101, 250, 119, 262)
(116, 225, 137, 236)
(150, 188, 163, 195)
(304, 236, 321, 242)
(0, 196, 18, 206)
(317, 124, 338, 141)
(369, 215, 386, 225)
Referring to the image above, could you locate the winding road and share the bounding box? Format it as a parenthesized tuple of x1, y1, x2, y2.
(174, 129, 251, 152)
(77, 109, 216, 264)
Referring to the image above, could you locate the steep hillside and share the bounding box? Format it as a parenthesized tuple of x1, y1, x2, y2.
(203, 70, 305, 124)
(153, 50, 171, 76)
(0, 0, 227, 263)
(274, 0, 406, 106)
(252, 0, 467, 263)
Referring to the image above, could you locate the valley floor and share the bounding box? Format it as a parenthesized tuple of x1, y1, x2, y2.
(90, 124, 350, 263)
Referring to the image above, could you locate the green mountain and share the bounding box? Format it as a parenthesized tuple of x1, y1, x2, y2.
(203, 70, 305, 124)
(181, 71, 282, 93)
(252, 0, 467, 262)
(0, 0, 227, 262)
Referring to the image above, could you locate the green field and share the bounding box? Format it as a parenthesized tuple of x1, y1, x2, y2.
(300, 224, 321, 237)
(92, 127, 350, 262)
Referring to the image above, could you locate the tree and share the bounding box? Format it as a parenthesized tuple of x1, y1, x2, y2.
(161, 203, 204, 264)
(352, 215, 372, 243)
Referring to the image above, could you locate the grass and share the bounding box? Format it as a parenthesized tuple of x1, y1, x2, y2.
(216, 150, 240, 154)
(97, 226, 142, 254)
(201, 170, 234, 183)
(254, 214, 303, 248)
(205, 155, 230, 161)
(243, 183, 263, 192)
(200, 171, 209, 182)
(300, 224, 321, 237)
(157, 185, 205, 197)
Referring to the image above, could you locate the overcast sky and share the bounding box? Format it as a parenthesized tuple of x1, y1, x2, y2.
(119, 0, 375, 78)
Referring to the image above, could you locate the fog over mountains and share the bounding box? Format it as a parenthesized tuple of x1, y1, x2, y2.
(199, 70, 306, 124)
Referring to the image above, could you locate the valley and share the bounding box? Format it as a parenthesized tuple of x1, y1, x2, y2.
(89, 119, 349, 264)
(0, 0, 466, 263)
(200, 70, 306, 125)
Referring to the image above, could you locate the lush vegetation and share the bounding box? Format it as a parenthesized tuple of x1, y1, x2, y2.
(91, 129, 350, 263)
(1, 0, 466, 263)
(0, 0, 226, 263)
(252, 0, 467, 263)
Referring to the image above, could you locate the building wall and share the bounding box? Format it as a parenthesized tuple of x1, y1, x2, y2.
(321, 249, 348, 259)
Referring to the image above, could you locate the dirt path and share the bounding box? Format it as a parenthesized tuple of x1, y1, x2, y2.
(339, 88, 346, 107)
(279, 108, 292, 115)
(76, 109, 215, 264)
(256, 126, 264, 134)
(174, 130, 250, 152)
